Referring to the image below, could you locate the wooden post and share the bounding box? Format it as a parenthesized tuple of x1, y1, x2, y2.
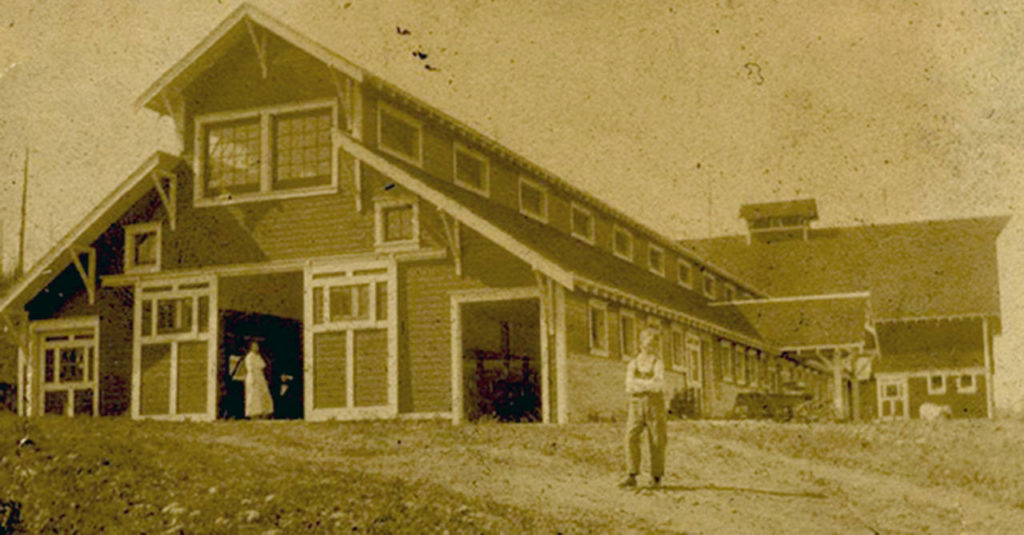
(983, 317, 995, 419)
(831, 350, 845, 420)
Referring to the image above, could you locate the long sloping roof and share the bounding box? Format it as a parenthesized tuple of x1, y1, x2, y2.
(683, 216, 1009, 320)
(0, 152, 184, 314)
(137, 2, 762, 298)
(725, 295, 869, 349)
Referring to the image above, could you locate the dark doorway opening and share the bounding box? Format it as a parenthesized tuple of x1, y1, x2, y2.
(461, 298, 541, 422)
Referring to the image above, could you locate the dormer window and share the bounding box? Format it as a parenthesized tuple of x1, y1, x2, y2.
(454, 143, 489, 196)
(378, 102, 423, 166)
(570, 202, 595, 244)
(677, 259, 693, 289)
(195, 99, 338, 205)
(518, 177, 548, 222)
(125, 222, 162, 273)
(648, 244, 665, 275)
(612, 225, 633, 261)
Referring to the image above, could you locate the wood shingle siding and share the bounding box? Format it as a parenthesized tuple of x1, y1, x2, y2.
(313, 331, 347, 409)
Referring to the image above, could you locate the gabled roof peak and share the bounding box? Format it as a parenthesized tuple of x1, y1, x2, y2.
(135, 2, 363, 114)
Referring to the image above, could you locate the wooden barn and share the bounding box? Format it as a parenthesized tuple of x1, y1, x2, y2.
(0, 5, 1002, 422)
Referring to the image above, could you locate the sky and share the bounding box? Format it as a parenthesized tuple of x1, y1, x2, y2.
(2, 0, 1023, 408)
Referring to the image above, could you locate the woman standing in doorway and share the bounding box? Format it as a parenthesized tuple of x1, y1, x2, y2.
(242, 341, 274, 419)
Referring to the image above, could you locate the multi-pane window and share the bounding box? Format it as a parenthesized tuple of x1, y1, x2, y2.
(378, 104, 422, 165)
(311, 280, 387, 325)
(570, 203, 595, 244)
(125, 222, 161, 273)
(613, 226, 633, 261)
(648, 245, 665, 275)
(374, 199, 419, 249)
(589, 300, 609, 355)
(196, 100, 337, 202)
(454, 144, 489, 195)
(518, 177, 548, 222)
(677, 259, 693, 288)
(273, 109, 333, 189)
(880, 379, 908, 418)
(204, 118, 262, 195)
(620, 311, 637, 359)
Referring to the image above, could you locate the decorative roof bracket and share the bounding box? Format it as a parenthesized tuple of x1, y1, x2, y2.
(150, 170, 177, 231)
(68, 245, 97, 305)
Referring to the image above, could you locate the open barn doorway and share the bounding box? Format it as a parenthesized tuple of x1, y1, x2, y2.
(458, 296, 541, 422)
(218, 272, 304, 419)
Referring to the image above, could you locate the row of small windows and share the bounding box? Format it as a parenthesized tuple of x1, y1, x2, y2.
(375, 100, 753, 302)
(927, 373, 978, 395)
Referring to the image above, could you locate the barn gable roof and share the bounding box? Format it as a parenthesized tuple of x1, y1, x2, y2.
(683, 216, 1009, 320)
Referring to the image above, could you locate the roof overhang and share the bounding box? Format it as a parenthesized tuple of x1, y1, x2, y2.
(720, 292, 871, 350)
(135, 3, 364, 115)
(0, 152, 184, 315)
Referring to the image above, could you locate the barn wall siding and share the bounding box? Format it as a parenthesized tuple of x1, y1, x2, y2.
(907, 374, 987, 419)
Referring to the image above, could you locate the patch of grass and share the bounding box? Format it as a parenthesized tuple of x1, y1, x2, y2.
(0, 416, 609, 533)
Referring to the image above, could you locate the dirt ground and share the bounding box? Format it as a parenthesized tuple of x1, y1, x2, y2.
(211, 421, 1024, 534)
(5, 417, 1024, 533)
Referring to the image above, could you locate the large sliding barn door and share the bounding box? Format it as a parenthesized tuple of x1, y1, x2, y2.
(132, 278, 217, 420)
(305, 260, 396, 420)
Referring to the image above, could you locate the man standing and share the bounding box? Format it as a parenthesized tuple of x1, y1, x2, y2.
(621, 327, 667, 488)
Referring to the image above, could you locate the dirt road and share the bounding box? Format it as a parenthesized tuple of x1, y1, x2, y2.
(213, 422, 1024, 534)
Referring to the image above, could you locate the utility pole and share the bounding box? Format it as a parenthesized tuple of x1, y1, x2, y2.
(16, 147, 28, 279)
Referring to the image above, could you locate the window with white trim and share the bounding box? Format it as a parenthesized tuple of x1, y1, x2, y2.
(40, 326, 99, 417)
(735, 345, 747, 385)
(453, 143, 489, 195)
(721, 340, 734, 382)
(125, 222, 162, 273)
(378, 102, 423, 166)
(956, 374, 977, 394)
(374, 198, 419, 250)
(677, 259, 693, 288)
(648, 244, 665, 276)
(196, 100, 337, 203)
(588, 300, 609, 356)
(620, 310, 637, 359)
(670, 327, 685, 372)
(686, 331, 701, 380)
(518, 177, 548, 222)
(570, 202, 595, 244)
(612, 226, 633, 261)
(703, 271, 716, 299)
(927, 374, 946, 395)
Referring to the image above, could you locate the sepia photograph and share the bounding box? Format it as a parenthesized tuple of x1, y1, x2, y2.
(1, 1, 1023, 532)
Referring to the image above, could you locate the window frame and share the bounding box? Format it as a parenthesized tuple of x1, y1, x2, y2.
(927, 373, 946, 395)
(619, 309, 638, 361)
(677, 258, 693, 289)
(377, 101, 424, 167)
(703, 271, 716, 299)
(453, 142, 490, 196)
(124, 222, 162, 273)
(612, 225, 634, 262)
(374, 197, 420, 251)
(518, 176, 549, 223)
(588, 299, 609, 357)
(721, 340, 734, 383)
(194, 98, 339, 206)
(570, 202, 595, 244)
(956, 373, 977, 394)
(670, 326, 686, 372)
(647, 244, 665, 276)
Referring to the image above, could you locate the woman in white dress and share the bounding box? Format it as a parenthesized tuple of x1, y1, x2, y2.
(243, 341, 274, 419)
